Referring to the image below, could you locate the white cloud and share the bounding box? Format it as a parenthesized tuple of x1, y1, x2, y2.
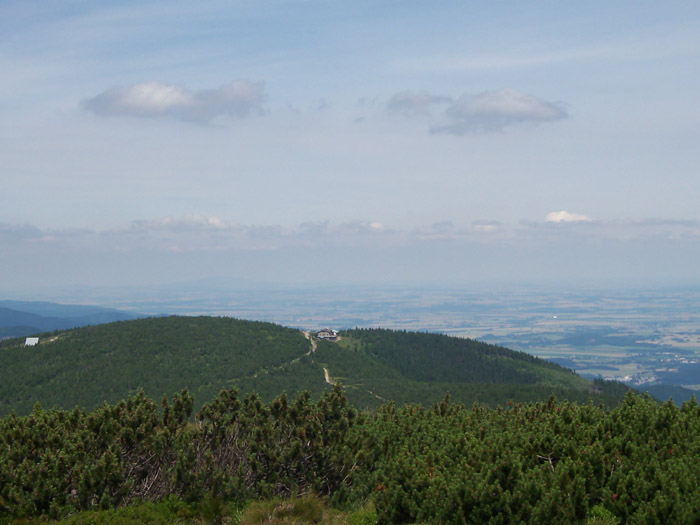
(472, 221, 502, 233)
(410, 221, 509, 241)
(333, 221, 388, 235)
(386, 90, 451, 117)
(82, 80, 266, 122)
(432, 88, 567, 134)
(146, 215, 234, 231)
(545, 210, 592, 223)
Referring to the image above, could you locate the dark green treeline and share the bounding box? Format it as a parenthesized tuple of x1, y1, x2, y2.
(2, 387, 700, 523)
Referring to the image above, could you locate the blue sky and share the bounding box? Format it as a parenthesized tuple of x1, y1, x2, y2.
(2, 1, 700, 292)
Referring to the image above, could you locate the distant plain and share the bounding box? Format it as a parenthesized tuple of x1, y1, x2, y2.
(42, 283, 700, 391)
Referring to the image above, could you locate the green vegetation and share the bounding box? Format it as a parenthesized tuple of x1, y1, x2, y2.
(4, 494, 376, 524)
(0, 386, 358, 522)
(0, 318, 631, 418)
(1, 314, 691, 522)
(314, 329, 629, 409)
(2, 387, 700, 523)
(0, 317, 309, 417)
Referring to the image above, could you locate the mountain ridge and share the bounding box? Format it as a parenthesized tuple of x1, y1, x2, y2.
(0, 300, 144, 338)
(0, 315, 630, 416)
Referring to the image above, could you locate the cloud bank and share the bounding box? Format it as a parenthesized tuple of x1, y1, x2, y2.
(83, 81, 563, 133)
(386, 90, 452, 117)
(2, 217, 699, 290)
(545, 210, 592, 223)
(434, 89, 567, 134)
(385, 88, 567, 134)
(4, 216, 698, 252)
(82, 80, 266, 122)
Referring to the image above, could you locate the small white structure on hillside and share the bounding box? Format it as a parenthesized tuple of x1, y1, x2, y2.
(25, 337, 39, 346)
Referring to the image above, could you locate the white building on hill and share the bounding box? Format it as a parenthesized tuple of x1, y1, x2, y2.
(317, 329, 338, 341)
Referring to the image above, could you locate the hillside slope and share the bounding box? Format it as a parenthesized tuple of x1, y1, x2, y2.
(0, 316, 628, 416)
(0, 316, 309, 416)
(310, 328, 628, 408)
(0, 300, 142, 338)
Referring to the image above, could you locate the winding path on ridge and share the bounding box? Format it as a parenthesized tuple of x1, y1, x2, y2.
(302, 331, 317, 355)
(323, 367, 335, 386)
(302, 330, 335, 385)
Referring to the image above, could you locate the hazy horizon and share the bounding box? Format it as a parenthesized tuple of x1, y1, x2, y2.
(3, 2, 699, 291)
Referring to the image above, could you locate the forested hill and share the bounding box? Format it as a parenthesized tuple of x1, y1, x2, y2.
(0, 317, 308, 417)
(309, 328, 629, 408)
(0, 316, 629, 416)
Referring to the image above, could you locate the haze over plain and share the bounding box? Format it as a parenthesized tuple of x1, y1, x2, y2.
(2, 1, 699, 291)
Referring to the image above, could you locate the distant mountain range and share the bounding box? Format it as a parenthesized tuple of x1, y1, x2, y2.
(0, 300, 144, 338)
(0, 316, 632, 417)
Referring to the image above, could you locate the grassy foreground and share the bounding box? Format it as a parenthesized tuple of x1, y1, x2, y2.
(7, 495, 377, 524)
